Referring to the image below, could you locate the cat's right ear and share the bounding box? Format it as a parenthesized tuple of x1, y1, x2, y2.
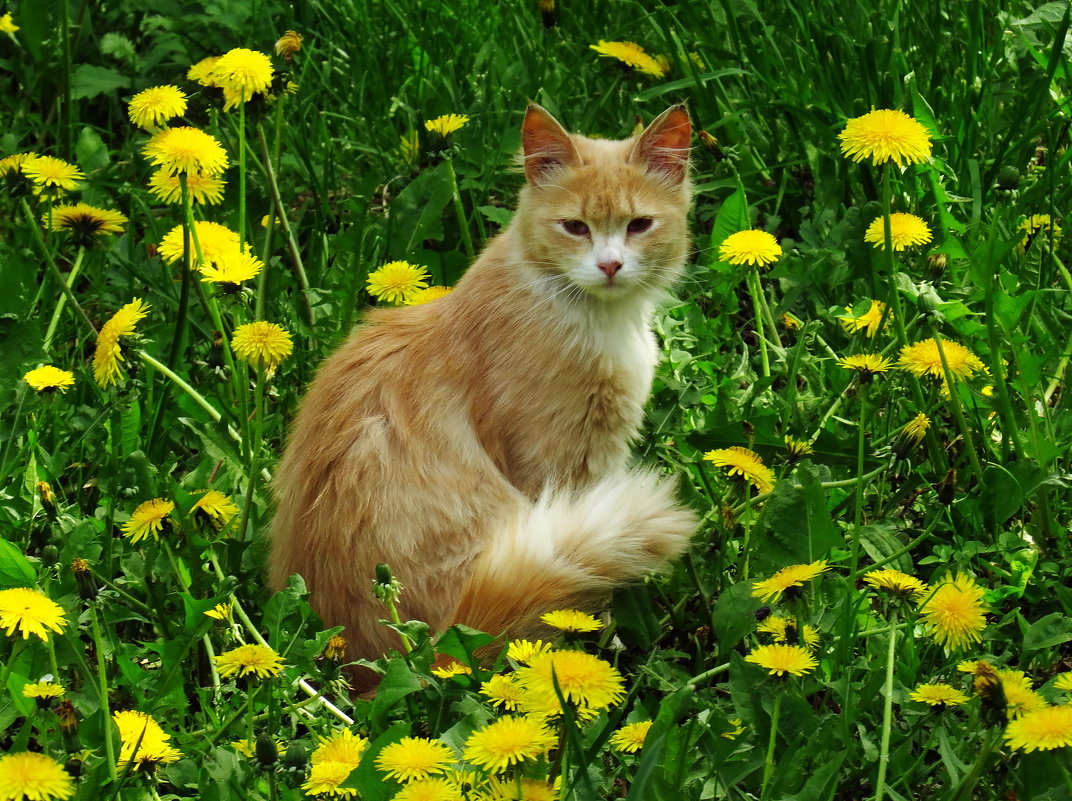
(522, 104, 580, 185)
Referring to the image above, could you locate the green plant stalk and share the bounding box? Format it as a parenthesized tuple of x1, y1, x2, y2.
(746, 267, 772, 378)
(237, 372, 266, 542)
(20, 199, 96, 336)
(89, 605, 118, 780)
(923, 321, 984, 481)
(761, 691, 782, 796)
(686, 662, 731, 688)
(43, 246, 85, 350)
(445, 153, 476, 261)
(137, 350, 222, 422)
(873, 615, 898, 801)
(238, 98, 247, 251)
(879, 166, 910, 349)
(849, 382, 869, 577)
(60, 0, 72, 158)
(952, 728, 998, 801)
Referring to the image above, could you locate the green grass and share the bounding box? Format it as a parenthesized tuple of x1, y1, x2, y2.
(1, 0, 1071, 798)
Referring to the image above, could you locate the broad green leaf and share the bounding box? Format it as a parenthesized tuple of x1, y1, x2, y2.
(0, 537, 36, 587)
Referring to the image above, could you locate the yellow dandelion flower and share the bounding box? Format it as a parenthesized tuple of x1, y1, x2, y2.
(424, 114, 469, 137)
(909, 682, 970, 707)
(214, 643, 284, 679)
(323, 634, 348, 660)
(1019, 214, 1062, 250)
(159, 220, 242, 267)
(405, 286, 453, 305)
(366, 260, 431, 304)
(0, 588, 67, 640)
(840, 299, 890, 337)
(463, 716, 556, 773)
(589, 40, 667, 77)
(917, 573, 987, 650)
(480, 674, 526, 711)
(0, 752, 74, 801)
(302, 761, 358, 797)
(147, 168, 226, 205)
(204, 601, 233, 621)
(751, 561, 830, 603)
(143, 126, 229, 176)
(721, 719, 746, 739)
(312, 729, 368, 768)
(783, 435, 814, 463)
(231, 321, 294, 371)
(431, 660, 473, 679)
(863, 213, 933, 251)
(120, 498, 174, 544)
(998, 669, 1047, 718)
(128, 85, 188, 129)
(394, 778, 464, 801)
(375, 737, 455, 782)
(838, 108, 932, 166)
(0, 12, 18, 35)
(1005, 705, 1072, 752)
(781, 312, 801, 331)
(609, 721, 653, 753)
(43, 204, 128, 245)
(23, 365, 75, 393)
(1053, 673, 1072, 691)
(187, 56, 222, 86)
(200, 251, 264, 285)
(210, 48, 274, 100)
(22, 155, 84, 193)
(275, 30, 303, 58)
(718, 229, 783, 268)
(897, 338, 985, 381)
(114, 709, 183, 766)
(400, 131, 420, 164)
(703, 446, 776, 493)
(539, 609, 602, 633)
(192, 489, 240, 528)
(515, 650, 625, 712)
(506, 639, 553, 665)
(837, 353, 896, 377)
(863, 569, 929, 598)
(756, 615, 821, 649)
(22, 680, 66, 701)
(901, 413, 931, 444)
(0, 151, 37, 177)
(475, 776, 560, 801)
(744, 643, 818, 677)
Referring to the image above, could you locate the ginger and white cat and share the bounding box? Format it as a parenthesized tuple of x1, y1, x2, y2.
(268, 104, 697, 689)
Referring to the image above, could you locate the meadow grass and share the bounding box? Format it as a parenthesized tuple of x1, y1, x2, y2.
(1, 0, 1071, 798)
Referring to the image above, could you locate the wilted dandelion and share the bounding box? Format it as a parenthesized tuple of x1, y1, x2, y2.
(863, 213, 933, 250)
(204, 601, 233, 621)
(463, 716, 555, 773)
(783, 435, 814, 463)
(718, 229, 782, 268)
(917, 573, 987, 650)
(275, 30, 303, 58)
(424, 114, 469, 137)
(744, 643, 818, 677)
(838, 108, 932, 166)
(23, 365, 75, 393)
(120, 498, 174, 544)
(214, 643, 284, 678)
(704, 446, 776, 493)
(366, 261, 431, 303)
(231, 321, 294, 371)
(1019, 213, 1061, 250)
(901, 413, 931, 444)
(589, 40, 667, 77)
(609, 721, 653, 753)
(128, 85, 188, 129)
(751, 561, 830, 603)
(375, 737, 455, 782)
(0, 587, 68, 640)
(0, 752, 74, 801)
(540, 608, 601, 632)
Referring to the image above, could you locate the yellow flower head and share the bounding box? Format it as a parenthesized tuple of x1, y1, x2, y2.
(1019, 213, 1062, 250)
(756, 615, 821, 649)
(143, 126, 229, 176)
(312, 729, 368, 769)
(783, 435, 814, 463)
(231, 321, 294, 371)
(506, 639, 553, 665)
(0, 12, 18, 35)
(22, 155, 84, 194)
(23, 365, 76, 393)
(22, 680, 66, 701)
(781, 312, 802, 331)
(609, 721, 653, 753)
(192, 490, 240, 528)
(0, 751, 74, 801)
(323, 634, 348, 660)
(474, 776, 559, 801)
(1005, 705, 1072, 752)
(214, 643, 285, 679)
(302, 761, 358, 797)
(204, 601, 233, 621)
(864, 213, 933, 250)
(210, 48, 274, 100)
(463, 716, 556, 773)
(148, 168, 226, 205)
(431, 660, 473, 679)
(0, 588, 67, 641)
(540, 608, 602, 633)
(275, 30, 303, 59)
(367, 261, 431, 304)
(480, 674, 526, 711)
(897, 338, 985, 382)
(838, 108, 932, 166)
(917, 573, 987, 651)
(187, 56, 222, 86)
(718, 229, 783, 268)
(120, 498, 175, 544)
(744, 643, 818, 677)
(44, 203, 129, 248)
(1053, 673, 1072, 692)
(424, 114, 470, 137)
(200, 251, 264, 285)
(589, 40, 667, 77)
(863, 569, 928, 598)
(405, 286, 454, 305)
(837, 353, 895, 377)
(399, 131, 420, 164)
(0, 151, 37, 178)
(840, 299, 890, 338)
(114, 709, 183, 766)
(128, 85, 188, 129)
(394, 778, 464, 801)
(909, 682, 970, 708)
(999, 668, 1047, 719)
(751, 560, 830, 603)
(901, 413, 931, 444)
(703, 446, 775, 493)
(515, 649, 625, 712)
(159, 220, 242, 268)
(375, 737, 455, 782)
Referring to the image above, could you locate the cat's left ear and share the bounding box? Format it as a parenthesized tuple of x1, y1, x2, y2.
(630, 105, 691, 185)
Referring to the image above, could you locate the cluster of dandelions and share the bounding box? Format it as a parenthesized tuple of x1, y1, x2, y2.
(119, 489, 240, 545)
(366, 260, 453, 305)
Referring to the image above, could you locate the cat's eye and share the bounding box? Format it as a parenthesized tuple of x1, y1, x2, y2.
(627, 217, 654, 235)
(561, 219, 590, 237)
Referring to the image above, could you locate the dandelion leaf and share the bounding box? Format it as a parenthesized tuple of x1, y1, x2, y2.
(0, 536, 36, 588)
(751, 463, 840, 575)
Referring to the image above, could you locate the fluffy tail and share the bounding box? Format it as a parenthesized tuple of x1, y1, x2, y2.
(447, 470, 696, 641)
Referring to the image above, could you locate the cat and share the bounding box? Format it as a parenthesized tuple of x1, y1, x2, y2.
(268, 104, 697, 690)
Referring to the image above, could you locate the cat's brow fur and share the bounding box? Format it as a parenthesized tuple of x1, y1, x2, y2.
(268, 105, 697, 691)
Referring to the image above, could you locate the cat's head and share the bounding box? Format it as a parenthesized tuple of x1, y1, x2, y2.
(516, 104, 692, 301)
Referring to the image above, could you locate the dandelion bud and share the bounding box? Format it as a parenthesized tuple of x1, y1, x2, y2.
(64, 757, 84, 778)
(538, 0, 556, 27)
(57, 699, 79, 732)
(282, 742, 307, 773)
(916, 283, 942, 318)
(373, 563, 403, 604)
(936, 468, 957, 506)
(323, 634, 348, 662)
(41, 544, 60, 567)
(925, 253, 948, 284)
(37, 481, 57, 512)
(72, 557, 99, 601)
(274, 30, 302, 59)
(255, 734, 279, 767)
(995, 166, 1020, 192)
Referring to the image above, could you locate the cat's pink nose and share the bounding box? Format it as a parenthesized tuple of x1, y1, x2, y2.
(598, 260, 622, 276)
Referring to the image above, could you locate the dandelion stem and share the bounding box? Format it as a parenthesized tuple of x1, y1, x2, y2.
(445, 153, 476, 261)
(923, 321, 984, 482)
(137, 349, 222, 422)
(237, 372, 266, 542)
(761, 691, 782, 795)
(849, 382, 869, 577)
(873, 615, 898, 801)
(686, 661, 731, 687)
(43, 246, 85, 351)
(746, 267, 772, 378)
(952, 728, 998, 801)
(89, 604, 118, 780)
